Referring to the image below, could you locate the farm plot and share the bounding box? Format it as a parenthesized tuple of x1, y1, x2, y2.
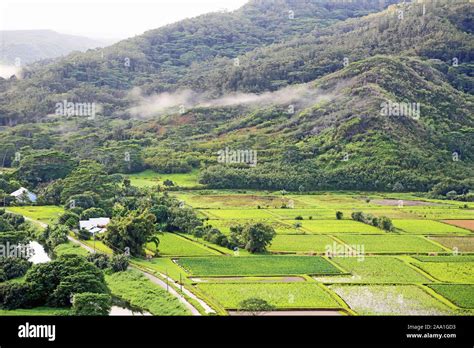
(201, 209, 276, 220)
(330, 285, 453, 315)
(336, 235, 446, 253)
(173, 192, 294, 209)
(393, 219, 470, 235)
(412, 255, 474, 262)
(406, 207, 474, 220)
(127, 169, 201, 188)
(442, 220, 474, 231)
(300, 220, 382, 234)
(146, 233, 219, 256)
(411, 261, 474, 283)
(429, 237, 474, 253)
(428, 284, 474, 309)
(197, 283, 341, 309)
(269, 235, 340, 253)
(205, 219, 298, 235)
(176, 256, 343, 276)
(314, 257, 431, 284)
(270, 209, 337, 220)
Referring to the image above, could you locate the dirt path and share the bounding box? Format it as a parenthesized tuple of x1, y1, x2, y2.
(140, 271, 201, 316)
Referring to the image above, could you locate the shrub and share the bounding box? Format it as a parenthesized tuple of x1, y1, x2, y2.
(80, 208, 107, 220)
(87, 253, 110, 270)
(72, 292, 111, 316)
(0, 257, 32, 281)
(336, 211, 343, 220)
(0, 283, 32, 309)
(110, 254, 129, 272)
(238, 298, 275, 315)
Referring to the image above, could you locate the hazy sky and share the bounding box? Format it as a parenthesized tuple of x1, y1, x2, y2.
(0, 0, 249, 39)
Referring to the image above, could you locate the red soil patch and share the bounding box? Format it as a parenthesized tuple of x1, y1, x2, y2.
(442, 220, 474, 231)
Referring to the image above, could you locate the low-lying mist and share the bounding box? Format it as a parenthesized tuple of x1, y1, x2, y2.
(127, 83, 337, 118)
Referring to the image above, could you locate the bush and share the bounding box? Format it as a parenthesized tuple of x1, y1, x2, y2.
(230, 223, 276, 253)
(72, 292, 111, 316)
(238, 298, 275, 315)
(80, 208, 106, 220)
(87, 253, 110, 270)
(336, 211, 343, 220)
(58, 211, 80, 229)
(295, 216, 303, 220)
(0, 257, 32, 281)
(0, 283, 32, 309)
(110, 254, 129, 272)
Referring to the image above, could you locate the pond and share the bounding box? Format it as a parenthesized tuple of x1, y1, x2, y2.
(109, 298, 151, 316)
(27, 241, 51, 264)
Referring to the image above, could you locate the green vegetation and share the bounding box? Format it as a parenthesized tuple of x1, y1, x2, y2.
(394, 220, 471, 235)
(53, 242, 89, 257)
(0, 306, 72, 316)
(428, 284, 474, 309)
(176, 256, 342, 276)
(7, 206, 64, 225)
(126, 170, 201, 188)
(301, 220, 382, 234)
(269, 235, 338, 253)
(105, 269, 190, 315)
(315, 257, 431, 284)
(198, 283, 341, 309)
(412, 261, 474, 283)
(336, 235, 446, 253)
(146, 233, 219, 256)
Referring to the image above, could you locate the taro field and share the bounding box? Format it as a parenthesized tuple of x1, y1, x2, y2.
(133, 191, 474, 316)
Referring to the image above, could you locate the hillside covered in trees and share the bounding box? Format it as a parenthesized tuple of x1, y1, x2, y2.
(0, 0, 472, 196)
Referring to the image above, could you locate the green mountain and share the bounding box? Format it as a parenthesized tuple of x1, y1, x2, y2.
(0, 0, 472, 196)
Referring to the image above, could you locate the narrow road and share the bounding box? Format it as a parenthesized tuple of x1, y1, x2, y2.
(140, 271, 201, 315)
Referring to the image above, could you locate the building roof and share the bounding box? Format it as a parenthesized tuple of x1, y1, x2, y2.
(10, 187, 37, 202)
(79, 217, 110, 234)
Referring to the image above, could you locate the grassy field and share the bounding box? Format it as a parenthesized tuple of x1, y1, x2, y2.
(197, 283, 341, 309)
(428, 284, 474, 308)
(336, 235, 447, 253)
(269, 235, 340, 253)
(7, 205, 64, 224)
(176, 256, 343, 276)
(412, 261, 474, 283)
(53, 241, 89, 257)
(300, 220, 382, 234)
(146, 233, 220, 256)
(105, 269, 190, 315)
(330, 285, 453, 315)
(315, 257, 431, 284)
(205, 219, 299, 235)
(0, 307, 71, 316)
(393, 219, 471, 235)
(127, 169, 202, 188)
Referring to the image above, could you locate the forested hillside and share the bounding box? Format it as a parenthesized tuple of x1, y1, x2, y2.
(0, 0, 472, 196)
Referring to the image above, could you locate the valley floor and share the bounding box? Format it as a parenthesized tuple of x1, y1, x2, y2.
(3, 190, 473, 316)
